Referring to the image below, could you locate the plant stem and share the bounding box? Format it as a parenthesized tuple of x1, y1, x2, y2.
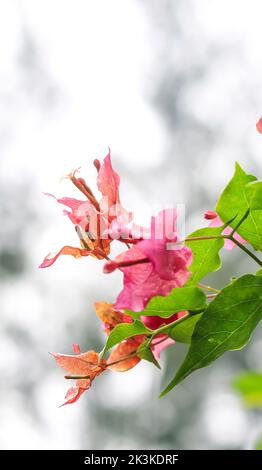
(185, 235, 224, 242)
(169, 235, 224, 248)
(64, 374, 90, 380)
(224, 235, 262, 267)
(151, 311, 201, 337)
(229, 209, 250, 236)
(198, 282, 220, 293)
(106, 336, 169, 368)
(185, 233, 262, 268)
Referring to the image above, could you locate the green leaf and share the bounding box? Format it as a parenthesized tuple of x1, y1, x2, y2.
(216, 162, 262, 251)
(169, 313, 203, 344)
(137, 340, 161, 369)
(256, 269, 262, 276)
(245, 181, 262, 210)
(100, 320, 151, 358)
(233, 371, 262, 407)
(185, 227, 224, 285)
(216, 162, 256, 216)
(126, 286, 207, 319)
(160, 274, 262, 396)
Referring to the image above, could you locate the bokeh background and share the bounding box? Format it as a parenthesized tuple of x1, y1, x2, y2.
(0, 0, 262, 450)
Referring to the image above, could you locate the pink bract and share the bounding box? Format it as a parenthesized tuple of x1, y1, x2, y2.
(205, 211, 247, 250)
(97, 150, 120, 210)
(40, 151, 131, 268)
(104, 209, 192, 311)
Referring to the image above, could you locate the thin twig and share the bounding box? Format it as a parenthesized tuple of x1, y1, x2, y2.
(198, 282, 220, 293)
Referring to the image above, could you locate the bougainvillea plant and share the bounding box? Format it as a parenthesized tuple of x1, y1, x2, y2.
(40, 122, 262, 406)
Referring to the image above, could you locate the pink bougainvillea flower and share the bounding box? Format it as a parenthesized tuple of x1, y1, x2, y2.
(204, 210, 247, 250)
(104, 246, 184, 312)
(104, 209, 192, 311)
(256, 116, 262, 134)
(137, 209, 192, 281)
(52, 345, 106, 406)
(40, 150, 132, 268)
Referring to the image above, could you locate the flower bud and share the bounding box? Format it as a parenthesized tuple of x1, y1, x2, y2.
(204, 210, 217, 220)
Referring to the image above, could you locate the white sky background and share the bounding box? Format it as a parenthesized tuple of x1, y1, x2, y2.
(0, 0, 262, 449)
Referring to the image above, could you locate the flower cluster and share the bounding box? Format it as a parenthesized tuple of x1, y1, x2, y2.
(41, 152, 192, 405)
(41, 120, 262, 405)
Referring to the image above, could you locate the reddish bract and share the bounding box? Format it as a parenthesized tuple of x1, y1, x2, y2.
(107, 337, 144, 372)
(52, 347, 106, 406)
(94, 300, 178, 363)
(95, 301, 132, 335)
(39, 246, 90, 268)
